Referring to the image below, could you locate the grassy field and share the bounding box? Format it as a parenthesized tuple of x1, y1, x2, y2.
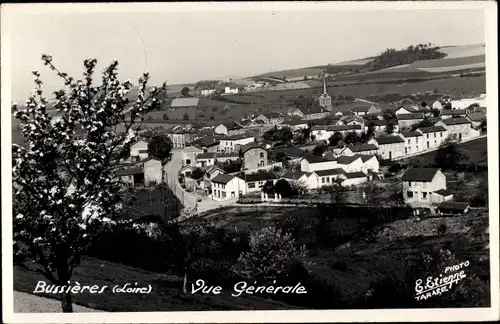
(14, 258, 299, 312)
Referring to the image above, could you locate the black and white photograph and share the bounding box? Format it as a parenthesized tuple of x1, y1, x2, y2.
(2, 1, 499, 323)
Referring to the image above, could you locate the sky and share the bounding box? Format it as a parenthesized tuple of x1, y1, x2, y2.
(5, 6, 486, 102)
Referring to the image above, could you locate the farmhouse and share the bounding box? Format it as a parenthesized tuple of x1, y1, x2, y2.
(352, 154, 380, 174)
(345, 143, 379, 156)
(416, 126, 448, 149)
(256, 112, 285, 125)
(170, 97, 200, 110)
(211, 174, 246, 201)
(401, 168, 448, 207)
(182, 145, 203, 166)
(195, 152, 217, 168)
(116, 157, 163, 188)
(219, 133, 255, 152)
(243, 171, 279, 193)
(437, 201, 470, 215)
(434, 118, 478, 142)
(342, 171, 369, 187)
(401, 131, 424, 155)
(214, 122, 246, 136)
(191, 136, 221, 153)
(350, 105, 381, 116)
(369, 135, 405, 160)
(397, 113, 425, 129)
(300, 155, 338, 173)
(241, 143, 268, 171)
(440, 109, 469, 120)
(466, 112, 487, 128)
(336, 155, 364, 173)
(315, 168, 346, 187)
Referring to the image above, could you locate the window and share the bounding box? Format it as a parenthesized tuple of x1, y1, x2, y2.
(407, 191, 414, 198)
(231, 191, 235, 198)
(186, 159, 191, 165)
(440, 132, 443, 137)
(422, 192, 428, 199)
(222, 191, 227, 198)
(407, 139, 411, 144)
(248, 183, 256, 188)
(405, 147, 408, 154)
(434, 133, 437, 138)
(427, 141, 430, 149)
(426, 134, 429, 139)
(259, 160, 265, 167)
(434, 140, 437, 145)
(222, 184, 226, 189)
(322, 178, 325, 183)
(408, 181, 412, 187)
(260, 152, 264, 158)
(422, 182, 427, 189)
(327, 177, 331, 183)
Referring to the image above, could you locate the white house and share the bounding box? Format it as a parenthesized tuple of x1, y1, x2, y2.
(224, 86, 240, 95)
(395, 106, 418, 115)
(130, 140, 148, 161)
(211, 174, 246, 201)
(416, 126, 448, 150)
(301, 155, 338, 173)
(200, 89, 216, 96)
(335, 155, 364, 173)
(401, 131, 425, 155)
(353, 154, 380, 174)
(244, 171, 279, 193)
(201, 165, 225, 193)
(219, 134, 255, 152)
(342, 171, 369, 187)
(369, 135, 405, 160)
(432, 100, 443, 110)
(314, 169, 346, 187)
(440, 109, 469, 120)
(434, 118, 478, 142)
(397, 113, 425, 129)
(195, 152, 218, 167)
(182, 145, 203, 166)
(350, 105, 381, 116)
(402, 168, 449, 206)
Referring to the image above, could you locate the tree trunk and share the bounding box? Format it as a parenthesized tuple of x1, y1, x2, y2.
(61, 292, 73, 313)
(183, 272, 188, 293)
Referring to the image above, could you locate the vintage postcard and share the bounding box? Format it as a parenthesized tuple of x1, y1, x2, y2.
(1, 1, 499, 323)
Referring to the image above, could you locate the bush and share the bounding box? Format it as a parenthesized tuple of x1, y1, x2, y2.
(437, 223, 447, 234)
(388, 163, 405, 173)
(162, 114, 169, 120)
(274, 179, 294, 198)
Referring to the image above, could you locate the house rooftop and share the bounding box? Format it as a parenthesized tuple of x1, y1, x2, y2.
(282, 170, 309, 180)
(303, 155, 337, 164)
(349, 143, 378, 152)
(441, 109, 467, 115)
(376, 135, 405, 144)
(368, 119, 397, 126)
(401, 168, 440, 182)
(211, 174, 235, 184)
(170, 97, 200, 108)
(314, 168, 345, 177)
(440, 117, 471, 126)
(196, 152, 217, 160)
(191, 136, 220, 147)
(240, 143, 265, 154)
(242, 171, 278, 182)
(417, 126, 447, 133)
(434, 189, 453, 196)
(437, 201, 470, 211)
(352, 154, 376, 162)
(467, 112, 486, 122)
(402, 131, 423, 137)
(397, 113, 425, 120)
(115, 167, 143, 176)
(336, 155, 361, 165)
(222, 133, 255, 141)
(344, 171, 367, 179)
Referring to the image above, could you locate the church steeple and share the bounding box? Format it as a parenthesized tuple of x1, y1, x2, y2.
(323, 75, 327, 94)
(318, 73, 332, 111)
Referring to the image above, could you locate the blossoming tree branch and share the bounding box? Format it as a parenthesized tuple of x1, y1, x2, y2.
(12, 55, 166, 312)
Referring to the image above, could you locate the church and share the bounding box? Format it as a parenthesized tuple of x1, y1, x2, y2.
(318, 75, 333, 111)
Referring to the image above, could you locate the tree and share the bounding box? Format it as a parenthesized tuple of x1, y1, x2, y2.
(148, 134, 172, 163)
(274, 179, 294, 198)
(366, 123, 376, 139)
(162, 113, 169, 120)
(434, 140, 470, 170)
(190, 167, 205, 180)
(330, 178, 347, 204)
(234, 226, 307, 281)
(411, 118, 435, 131)
(312, 142, 328, 156)
(344, 132, 360, 145)
(430, 108, 440, 118)
(12, 55, 165, 312)
(328, 132, 343, 147)
(385, 122, 395, 135)
(182, 113, 189, 120)
(181, 86, 190, 96)
(383, 110, 397, 121)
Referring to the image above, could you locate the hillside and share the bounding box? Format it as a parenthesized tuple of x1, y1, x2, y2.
(245, 44, 485, 83)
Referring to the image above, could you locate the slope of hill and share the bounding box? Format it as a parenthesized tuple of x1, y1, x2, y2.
(244, 44, 485, 83)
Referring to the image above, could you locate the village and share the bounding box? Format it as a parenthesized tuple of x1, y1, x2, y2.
(114, 76, 487, 217)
